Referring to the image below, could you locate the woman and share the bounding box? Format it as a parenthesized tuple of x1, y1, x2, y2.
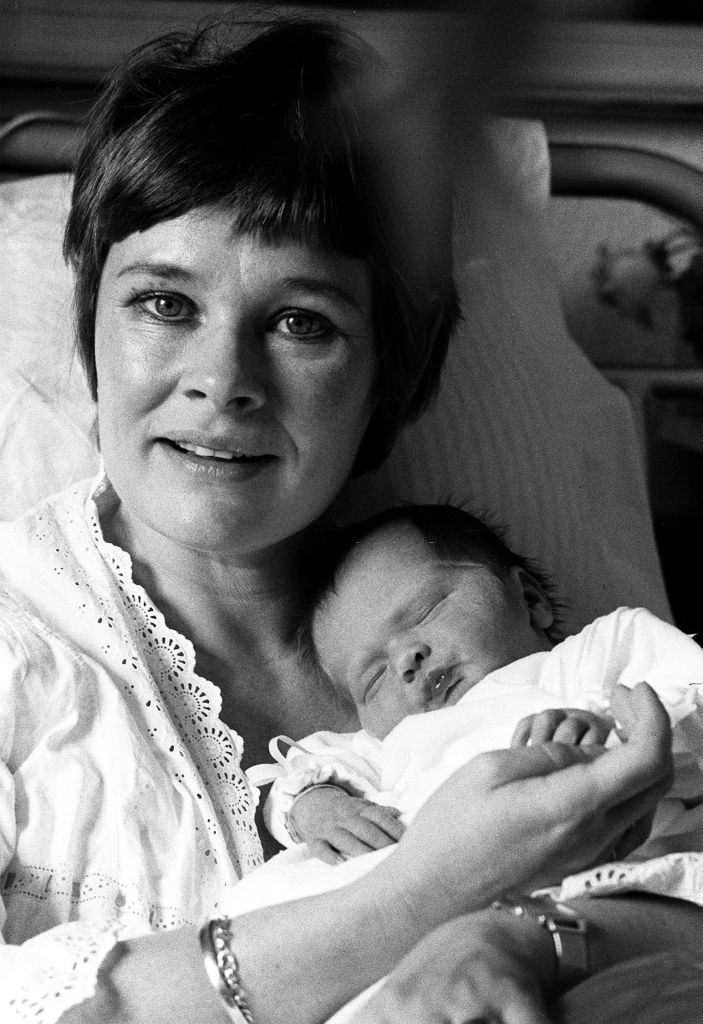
(0, 17, 696, 1024)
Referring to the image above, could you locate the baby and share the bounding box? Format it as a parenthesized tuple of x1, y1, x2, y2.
(251, 504, 703, 867)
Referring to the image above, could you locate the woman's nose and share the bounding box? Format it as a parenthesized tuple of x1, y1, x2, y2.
(180, 323, 266, 411)
(391, 640, 432, 682)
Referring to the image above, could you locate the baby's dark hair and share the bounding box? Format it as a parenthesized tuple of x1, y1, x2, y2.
(301, 503, 564, 676)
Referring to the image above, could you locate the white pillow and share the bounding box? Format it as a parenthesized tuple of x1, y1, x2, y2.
(338, 120, 671, 630)
(0, 123, 671, 633)
(0, 174, 99, 514)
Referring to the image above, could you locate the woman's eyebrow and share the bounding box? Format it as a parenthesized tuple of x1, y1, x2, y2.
(279, 276, 366, 313)
(114, 266, 366, 312)
(116, 261, 199, 283)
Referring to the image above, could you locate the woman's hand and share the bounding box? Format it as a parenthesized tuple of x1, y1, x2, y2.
(349, 909, 556, 1024)
(373, 683, 672, 927)
(350, 892, 703, 1024)
(288, 785, 405, 863)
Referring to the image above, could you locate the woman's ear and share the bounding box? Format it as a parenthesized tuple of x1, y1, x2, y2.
(509, 566, 555, 631)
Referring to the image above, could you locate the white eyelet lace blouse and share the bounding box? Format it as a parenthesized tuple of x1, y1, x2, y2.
(3, 473, 703, 1024)
(0, 473, 264, 1023)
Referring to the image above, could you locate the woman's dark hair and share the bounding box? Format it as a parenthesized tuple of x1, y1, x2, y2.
(304, 503, 564, 652)
(63, 17, 460, 474)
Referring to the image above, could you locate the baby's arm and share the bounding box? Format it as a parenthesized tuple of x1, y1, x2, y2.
(287, 784, 405, 864)
(511, 708, 613, 748)
(257, 730, 403, 855)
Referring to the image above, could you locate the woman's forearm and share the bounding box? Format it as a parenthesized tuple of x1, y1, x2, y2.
(62, 866, 432, 1024)
(228, 871, 426, 1024)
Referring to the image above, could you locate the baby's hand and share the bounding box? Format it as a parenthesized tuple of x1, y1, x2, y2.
(510, 707, 612, 748)
(286, 785, 405, 864)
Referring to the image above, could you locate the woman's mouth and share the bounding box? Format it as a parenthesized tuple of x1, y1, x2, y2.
(161, 438, 277, 472)
(174, 440, 259, 461)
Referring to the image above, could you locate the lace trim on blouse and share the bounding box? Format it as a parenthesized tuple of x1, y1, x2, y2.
(4, 920, 125, 1024)
(85, 472, 264, 877)
(2, 471, 264, 1024)
(557, 851, 703, 907)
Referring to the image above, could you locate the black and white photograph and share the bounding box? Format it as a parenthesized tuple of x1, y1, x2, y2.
(1, 2, 702, 1022)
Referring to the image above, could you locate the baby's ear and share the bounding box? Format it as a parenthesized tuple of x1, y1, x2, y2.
(510, 566, 554, 631)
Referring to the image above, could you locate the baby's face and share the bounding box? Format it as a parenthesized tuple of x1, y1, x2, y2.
(313, 522, 553, 739)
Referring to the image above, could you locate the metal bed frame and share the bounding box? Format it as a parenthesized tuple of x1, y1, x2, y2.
(3, 114, 703, 228)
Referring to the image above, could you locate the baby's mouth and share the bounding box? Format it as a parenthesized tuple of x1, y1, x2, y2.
(423, 665, 462, 706)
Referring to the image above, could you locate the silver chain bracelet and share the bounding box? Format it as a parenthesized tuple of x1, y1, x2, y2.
(200, 917, 255, 1024)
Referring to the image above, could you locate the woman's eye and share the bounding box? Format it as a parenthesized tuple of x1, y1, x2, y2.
(275, 310, 335, 340)
(137, 293, 192, 322)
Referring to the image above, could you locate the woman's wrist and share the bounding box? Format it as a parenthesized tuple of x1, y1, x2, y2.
(200, 919, 255, 1023)
(489, 896, 592, 993)
(203, 876, 429, 1024)
(469, 905, 560, 994)
(366, 828, 499, 934)
(554, 893, 703, 976)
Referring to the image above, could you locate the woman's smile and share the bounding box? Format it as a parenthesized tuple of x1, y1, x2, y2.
(161, 438, 278, 475)
(94, 208, 377, 556)
(160, 428, 280, 468)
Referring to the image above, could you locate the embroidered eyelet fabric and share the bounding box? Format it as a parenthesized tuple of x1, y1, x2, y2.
(556, 851, 703, 907)
(0, 472, 263, 1023)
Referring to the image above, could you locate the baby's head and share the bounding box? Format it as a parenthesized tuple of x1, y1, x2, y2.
(309, 505, 559, 739)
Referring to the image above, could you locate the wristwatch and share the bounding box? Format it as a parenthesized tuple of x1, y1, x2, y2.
(491, 895, 591, 990)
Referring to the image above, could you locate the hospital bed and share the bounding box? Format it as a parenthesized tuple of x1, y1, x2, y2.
(1, 8, 702, 1021)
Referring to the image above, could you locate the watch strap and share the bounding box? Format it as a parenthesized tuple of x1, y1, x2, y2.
(491, 895, 590, 990)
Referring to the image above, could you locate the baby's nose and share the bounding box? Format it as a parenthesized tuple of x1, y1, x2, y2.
(394, 641, 432, 682)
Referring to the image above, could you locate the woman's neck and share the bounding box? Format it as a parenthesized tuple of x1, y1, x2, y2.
(100, 497, 356, 768)
(104, 501, 308, 675)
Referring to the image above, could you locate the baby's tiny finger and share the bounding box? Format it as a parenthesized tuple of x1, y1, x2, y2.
(350, 817, 400, 850)
(581, 722, 611, 746)
(552, 717, 587, 746)
(528, 709, 567, 745)
(510, 716, 535, 747)
(309, 840, 344, 865)
(331, 827, 380, 858)
(362, 805, 406, 841)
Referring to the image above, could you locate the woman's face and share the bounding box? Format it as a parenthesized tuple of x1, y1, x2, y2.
(94, 208, 377, 557)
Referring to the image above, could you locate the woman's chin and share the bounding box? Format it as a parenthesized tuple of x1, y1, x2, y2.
(126, 487, 330, 563)
(104, 439, 352, 560)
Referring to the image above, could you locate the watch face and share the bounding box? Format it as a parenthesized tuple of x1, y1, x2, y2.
(491, 896, 590, 987)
